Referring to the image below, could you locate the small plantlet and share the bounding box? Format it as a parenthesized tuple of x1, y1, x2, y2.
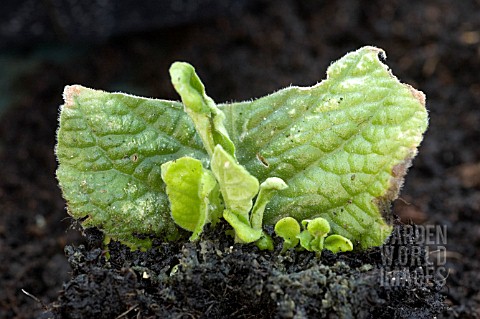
(275, 216, 353, 255)
(302, 217, 331, 252)
(56, 46, 428, 253)
(274, 217, 300, 252)
(324, 234, 354, 253)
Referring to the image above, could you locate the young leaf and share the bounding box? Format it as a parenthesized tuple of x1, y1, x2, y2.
(250, 177, 288, 230)
(306, 218, 331, 237)
(210, 144, 259, 223)
(220, 46, 428, 248)
(324, 234, 354, 253)
(274, 217, 301, 252)
(161, 157, 221, 241)
(223, 209, 262, 243)
(170, 62, 235, 157)
(56, 85, 208, 248)
(297, 230, 313, 251)
(255, 232, 274, 251)
(306, 217, 331, 252)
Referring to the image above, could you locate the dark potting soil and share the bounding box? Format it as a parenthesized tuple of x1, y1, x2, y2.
(51, 223, 446, 319)
(1, 0, 479, 318)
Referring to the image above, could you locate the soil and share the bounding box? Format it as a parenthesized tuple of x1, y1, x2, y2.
(1, 0, 479, 318)
(52, 223, 446, 319)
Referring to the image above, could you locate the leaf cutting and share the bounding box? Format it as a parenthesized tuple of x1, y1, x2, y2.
(56, 46, 428, 251)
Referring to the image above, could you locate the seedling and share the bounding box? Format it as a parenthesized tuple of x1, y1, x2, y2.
(274, 217, 300, 252)
(275, 216, 353, 255)
(302, 218, 331, 252)
(324, 234, 354, 253)
(56, 46, 428, 253)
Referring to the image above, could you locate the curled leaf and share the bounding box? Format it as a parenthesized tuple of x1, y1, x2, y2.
(306, 217, 331, 252)
(306, 217, 331, 237)
(211, 144, 259, 223)
(170, 62, 235, 157)
(161, 157, 221, 241)
(255, 232, 274, 251)
(250, 177, 288, 230)
(223, 209, 262, 243)
(324, 234, 354, 253)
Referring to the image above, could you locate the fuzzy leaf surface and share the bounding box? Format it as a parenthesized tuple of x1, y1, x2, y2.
(56, 86, 208, 247)
(221, 46, 428, 248)
(56, 46, 428, 250)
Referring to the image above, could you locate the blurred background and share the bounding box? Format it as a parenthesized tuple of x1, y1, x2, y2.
(0, 0, 479, 318)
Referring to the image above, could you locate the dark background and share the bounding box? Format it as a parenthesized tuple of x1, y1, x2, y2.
(0, 0, 479, 318)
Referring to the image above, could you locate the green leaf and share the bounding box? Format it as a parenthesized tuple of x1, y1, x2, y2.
(161, 157, 221, 240)
(297, 230, 313, 251)
(211, 144, 259, 223)
(255, 232, 274, 251)
(274, 217, 301, 252)
(324, 234, 354, 253)
(223, 209, 262, 243)
(170, 62, 235, 157)
(220, 46, 428, 248)
(210, 144, 262, 243)
(298, 217, 331, 252)
(56, 85, 208, 248)
(306, 217, 331, 252)
(250, 177, 288, 230)
(306, 217, 331, 237)
(57, 46, 428, 251)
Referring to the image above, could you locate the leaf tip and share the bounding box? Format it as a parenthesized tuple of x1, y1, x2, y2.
(63, 85, 83, 108)
(169, 62, 201, 90)
(362, 45, 386, 57)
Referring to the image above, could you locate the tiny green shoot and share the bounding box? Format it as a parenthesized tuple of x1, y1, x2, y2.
(305, 217, 331, 252)
(324, 234, 354, 253)
(274, 217, 300, 252)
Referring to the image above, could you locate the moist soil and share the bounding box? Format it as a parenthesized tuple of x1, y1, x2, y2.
(52, 223, 446, 319)
(1, 1, 479, 318)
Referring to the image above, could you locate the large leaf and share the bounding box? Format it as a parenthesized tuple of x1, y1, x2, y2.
(56, 86, 208, 247)
(221, 46, 428, 248)
(56, 46, 428, 249)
